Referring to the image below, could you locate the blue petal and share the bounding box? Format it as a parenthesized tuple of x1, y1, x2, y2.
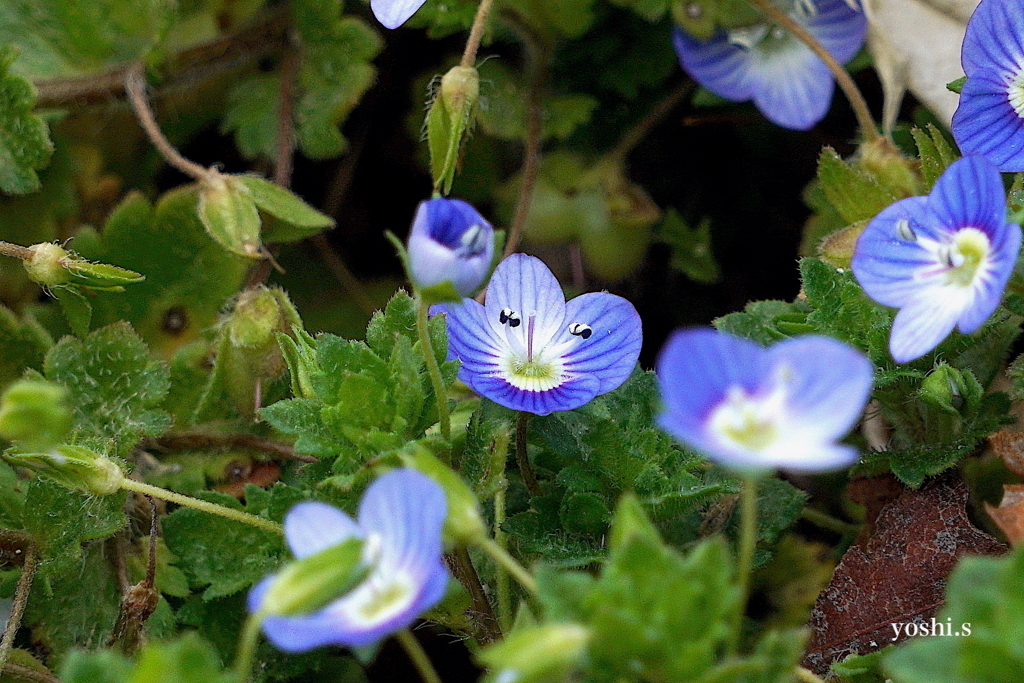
(889, 293, 965, 362)
(471, 372, 602, 415)
(560, 292, 642, 394)
(358, 469, 447, 568)
(370, 0, 427, 29)
(852, 197, 935, 308)
(655, 328, 770, 444)
(960, 0, 1024, 76)
(929, 156, 1008, 232)
(806, 0, 867, 64)
(770, 335, 873, 441)
(952, 76, 1024, 172)
(408, 198, 494, 296)
(750, 46, 834, 131)
(672, 28, 757, 102)
(284, 501, 362, 560)
(484, 254, 567, 351)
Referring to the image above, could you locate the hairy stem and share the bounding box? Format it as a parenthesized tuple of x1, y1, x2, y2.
(461, 0, 495, 68)
(396, 629, 443, 683)
(477, 535, 537, 595)
(120, 478, 282, 535)
(729, 477, 759, 656)
(0, 543, 37, 675)
(416, 295, 451, 448)
(125, 64, 211, 182)
(233, 612, 264, 683)
(450, 547, 502, 642)
(0, 242, 36, 261)
(744, 0, 880, 143)
(494, 487, 512, 633)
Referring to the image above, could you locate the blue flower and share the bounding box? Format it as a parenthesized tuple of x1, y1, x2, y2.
(672, 0, 866, 130)
(436, 253, 642, 416)
(370, 0, 427, 29)
(408, 197, 494, 299)
(951, 0, 1024, 171)
(249, 469, 448, 651)
(851, 156, 1021, 363)
(656, 329, 873, 474)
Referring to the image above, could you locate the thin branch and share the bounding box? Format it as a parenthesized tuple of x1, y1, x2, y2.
(502, 13, 550, 260)
(141, 432, 316, 464)
(461, 0, 496, 68)
(0, 242, 36, 261)
(0, 542, 37, 675)
(608, 81, 694, 164)
(744, 0, 880, 143)
(515, 411, 540, 497)
(273, 49, 299, 189)
(125, 64, 211, 182)
(2, 662, 62, 683)
(448, 547, 502, 643)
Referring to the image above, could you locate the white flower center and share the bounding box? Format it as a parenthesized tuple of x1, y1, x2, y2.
(345, 569, 417, 626)
(1007, 62, 1024, 119)
(916, 227, 990, 289)
(493, 311, 585, 392)
(708, 365, 792, 452)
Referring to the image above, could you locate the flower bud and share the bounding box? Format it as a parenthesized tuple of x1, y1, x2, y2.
(407, 198, 494, 302)
(0, 379, 73, 450)
(399, 440, 487, 545)
(24, 242, 72, 287)
(479, 623, 590, 683)
(920, 364, 968, 414)
(4, 445, 124, 496)
(259, 538, 367, 617)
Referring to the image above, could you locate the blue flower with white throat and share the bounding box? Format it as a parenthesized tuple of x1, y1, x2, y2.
(951, 0, 1024, 171)
(656, 329, 873, 475)
(672, 0, 866, 130)
(370, 0, 427, 29)
(407, 197, 494, 301)
(851, 156, 1021, 363)
(435, 253, 642, 416)
(249, 468, 448, 651)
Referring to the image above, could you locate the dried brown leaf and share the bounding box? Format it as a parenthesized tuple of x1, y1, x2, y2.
(984, 484, 1024, 547)
(803, 478, 1006, 673)
(987, 429, 1024, 477)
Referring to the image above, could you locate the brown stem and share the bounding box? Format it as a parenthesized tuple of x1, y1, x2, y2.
(273, 49, 299, 189)
(502, 15, 550, 260)
(0, 542, 37, 675)
(515, 411, 540, 497)
(744, 0, 880, 143)
(34, 7, 289, 109)
(461, 0, 495, 68)
(0, 242, 36, 261)
(125, 64, 211, 182)
(140, 432, 316, 463)
(609, 81, 694, 163)
(448, 547, 501, 643)
(2, 662, 62, 683)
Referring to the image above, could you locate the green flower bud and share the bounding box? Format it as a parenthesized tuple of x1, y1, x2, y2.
(920, 364, 967, 414)
(24, 242, 72, 287)
(857, 137, 922, 199)
(0, 379, 73, 450)
(817, 220, 867, 269)
(4, 445, 124, 496)
(197, 172, 263, 258)
(426, 65, 480, 194)
(399, 440, 486, 545)
(479, 623, 590, 683)
(259, 538, 367, 617)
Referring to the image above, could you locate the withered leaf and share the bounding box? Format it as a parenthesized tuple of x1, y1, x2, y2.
(984, 484, 1024, 547)
(987, 429, 1024, 477)
(803, 478, 1006, 673)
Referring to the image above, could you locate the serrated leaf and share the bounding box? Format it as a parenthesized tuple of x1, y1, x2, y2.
(220, 74, 281, 161)
(0, 45, 53, 194)
(0, 303, 51, 388)
(44, 322, 170, 456)
(817, 148, 899, 225)
(714, 299, 814, 346)
(912, 124, 957, 191)
(163, 493, 284, 600)
(656, 209, 720, 283)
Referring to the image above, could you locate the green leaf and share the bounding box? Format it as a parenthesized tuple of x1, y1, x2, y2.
(714, 299, 813, 346)
(235, 175, 334, 240)
(220, 74, 280, 161)
(52, 286, 91, 337)
(162, 492, 285, 600)
(44, 322, 171, 457)
(128, 633, 236, 683)
(71, 188, 250, 357)
(912, 124, 957, 191)
(61, 649, 133, 683)
(817, 147, 899, 225)
(0, 303, 51, 389)
(656, 209, 720, 283)
(0, 45, 53, 194)
(884, 547, 1024, 682)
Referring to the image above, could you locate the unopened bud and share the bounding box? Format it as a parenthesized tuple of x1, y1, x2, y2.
(4, 445, 124, 496)
(0, 379, 73, 450)
(259, 538, 368, 617)
(24, 242, 72, 287)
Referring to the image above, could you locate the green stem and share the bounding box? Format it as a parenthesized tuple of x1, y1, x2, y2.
(416, 295, 451, 448)
(0, 544, 36, 675)
(494, 487, 512, 633)
(477, 536, 537, 595)
(233, 612, 264, 683)
(800, 506, 861, 537)
(396, 629, 444, 683)
(795, 666, 828, 683)
(119, 478, 282, 535)
(729, 476, 759, 657)
(744, 0, 880, 144)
